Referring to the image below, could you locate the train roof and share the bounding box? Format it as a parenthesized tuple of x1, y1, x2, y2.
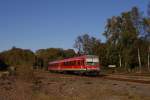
(49, 55, 98, 64)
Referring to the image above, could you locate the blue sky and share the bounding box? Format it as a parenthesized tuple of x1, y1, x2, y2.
(0, 0, 149, 52)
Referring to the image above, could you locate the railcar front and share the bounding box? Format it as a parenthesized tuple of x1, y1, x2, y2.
(83, 55, 100, 75)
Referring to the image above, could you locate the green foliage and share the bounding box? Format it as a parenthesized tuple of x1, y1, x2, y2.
(35, 48, 76, 69)
(103, 6, 150, 71)
(0, 47, 76, 71)
(0, 47, 36, 67)
(74, 34, 101, 55)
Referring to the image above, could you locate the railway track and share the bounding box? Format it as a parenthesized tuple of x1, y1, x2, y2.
(68, 73, 150, 84)
(48, 71, 150, 84)
(100, 74, 150, 84)
(102, 76, 150, 84)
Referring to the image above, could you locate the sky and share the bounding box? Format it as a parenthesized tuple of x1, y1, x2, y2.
(0, 0, 149, 52)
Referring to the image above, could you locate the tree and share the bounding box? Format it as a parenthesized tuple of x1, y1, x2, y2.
(103, 8, 141, 71)
(74, 36, 83, 54)
(35, 48, 76, 69)
(74, 34, 101, 55)
(103, 16, 123, 67)
(148, 1, 150, 17)
(74, 34, 110, 67)
(0, 47, 36, 67)
(146, 1, 150, 71)
(131, 7, 143, 37)
(0, 55, 8, 70)
(63, 49, 76, 58)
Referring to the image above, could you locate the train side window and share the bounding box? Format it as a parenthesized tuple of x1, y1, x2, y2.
(81, 60, 84, 65)
(72, 61, 75, 66)
(78, 61, 80, 66)
(63, 62, 65, 66)
(71, 61, 73, 66)
(71, 61, 74, 66)
(70, 61, 72, 66)
(66, 62, 68, 66)
(76, 61, 78, 66)
(80, 61, 82, 65)
(75, 61, 77, 66)
(83, 60, 85, 65)
(69, 62, 71, 66)
(67, 62, 69, 66)
(68, 62, 70, 66)
(80, 61, 81, 65)
(76, 61, 78, 65)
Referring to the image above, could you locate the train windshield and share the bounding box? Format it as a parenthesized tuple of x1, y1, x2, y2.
(86, 55, 99, 66)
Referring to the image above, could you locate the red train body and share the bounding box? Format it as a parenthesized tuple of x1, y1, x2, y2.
(48, 55, 100, 75)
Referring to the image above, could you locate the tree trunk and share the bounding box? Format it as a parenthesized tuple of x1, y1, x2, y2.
(148, 53, 150, 71)
(148, 46, 150, 71)
(119, 54, 122, 67)
(125, 62, 127, 72)
(138, 48, 142, 72)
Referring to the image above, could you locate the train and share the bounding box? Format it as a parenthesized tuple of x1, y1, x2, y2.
(48, 55, 100, 75)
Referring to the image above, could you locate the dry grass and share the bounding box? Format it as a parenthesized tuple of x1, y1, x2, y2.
(0, 71, 150, 100)
(15, 65, 37, 82)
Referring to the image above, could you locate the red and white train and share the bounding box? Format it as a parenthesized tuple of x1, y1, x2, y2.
(48, 55, 100, 75)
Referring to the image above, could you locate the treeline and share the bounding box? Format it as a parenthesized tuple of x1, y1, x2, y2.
(74, 5, 150, 72)
(0, 47, 76, 70)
